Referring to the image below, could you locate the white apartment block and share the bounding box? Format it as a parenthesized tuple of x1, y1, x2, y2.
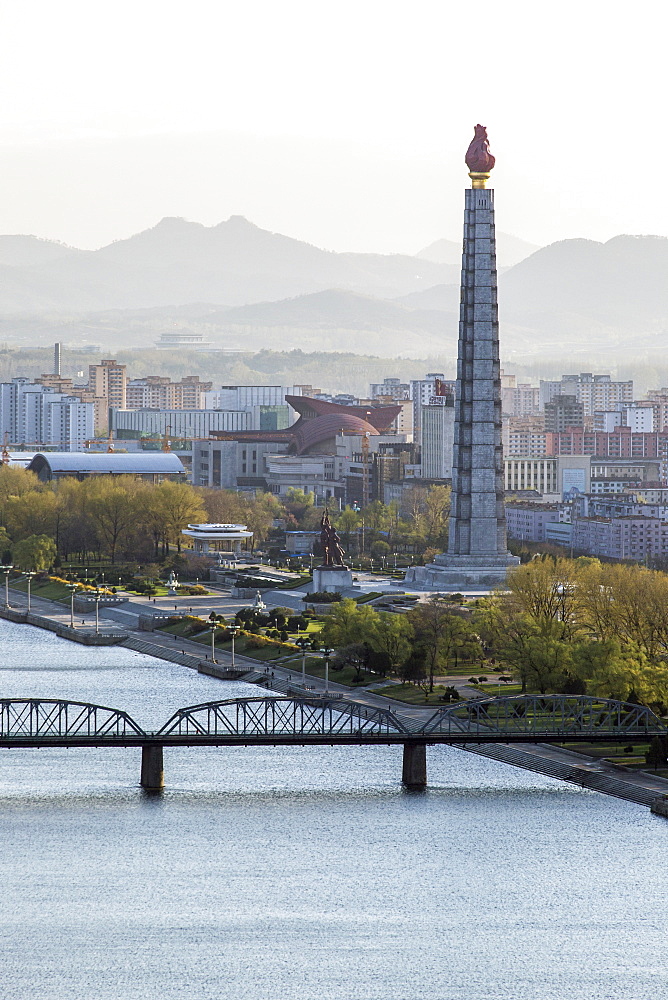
(0, 379, 94, 450)
(505, 504, 560, 542)
(126, 376, 212, 410)
(205, 385, 303, 410)
(504, 458, 559, 496)
(539, 374, 634, 416)
(421, 401, 455, 479)
(573, 515, 668, 562)
(369, 377, 410, 401)
(501, 383, 540, 416)
(409, 373, 454, 445)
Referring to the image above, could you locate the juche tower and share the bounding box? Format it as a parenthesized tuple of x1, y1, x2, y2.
(407, 125, 519, 588)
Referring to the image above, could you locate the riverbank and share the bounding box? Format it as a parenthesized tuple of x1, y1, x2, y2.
(3, 586, 668, 812)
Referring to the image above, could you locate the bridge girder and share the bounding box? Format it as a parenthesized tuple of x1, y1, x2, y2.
(423, 694, 666, 738)
(0, 694, 665, 744)
(0, 699, 146, 740)
(157, 697, 409, 738)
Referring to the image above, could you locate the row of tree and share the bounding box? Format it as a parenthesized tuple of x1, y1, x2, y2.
(0, 466, 451, 568)
(477, 557, 668, 708)
(276, 485, 451, 555)
(318, 597, 481, 687)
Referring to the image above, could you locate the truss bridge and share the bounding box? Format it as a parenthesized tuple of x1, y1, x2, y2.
(1, 694, 665, 792)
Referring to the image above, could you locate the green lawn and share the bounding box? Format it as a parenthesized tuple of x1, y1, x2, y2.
(475, 682, 524, 696)
(279, 655, 375, 686)
(559, 740, 652, 770)
(276, 575, 313, 590)
(11, 580, 71, 602)
(158, 620, 199, 637)
(368, 682, 459, 706)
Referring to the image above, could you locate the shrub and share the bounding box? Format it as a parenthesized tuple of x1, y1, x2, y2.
(305, 591, 342, 603)
(176, 584, 209, 596)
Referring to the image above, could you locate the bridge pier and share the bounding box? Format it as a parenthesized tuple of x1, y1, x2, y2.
(141, 744, 164, 792)
(402, 742, 427, 789)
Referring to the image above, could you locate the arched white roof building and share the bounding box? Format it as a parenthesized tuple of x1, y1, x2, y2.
(181, 523, 253, 557)
(27, 452, 187, 482)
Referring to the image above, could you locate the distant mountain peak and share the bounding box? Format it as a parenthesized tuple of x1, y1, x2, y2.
(151, 216, 205, 230)
(222, 215, 259, 228)
(417, 232, 540, 268)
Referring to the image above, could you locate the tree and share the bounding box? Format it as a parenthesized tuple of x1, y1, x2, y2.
(336, 508, 360, 550)
(370, 612, 412, 670)
(332, 643, 369, 681)
(11, 534, 57, 572)
(148, 481, 206, 553)
(423, 485, 451, 544)
(399, 646, 428, 689)
(363, 500, 388, 534)
(370, 539, 390, 559)
(319, 600, 411, 670)
(572, 637, 668, 705)
(85, 478, 142, 564)
(0, 466, 41, 505)
(407, 597, 475, 692)
(503, 557, 583, 640)
(477, 602, 573, 694)
(319, 598, 380, 649)
(4, 490, 59, 542)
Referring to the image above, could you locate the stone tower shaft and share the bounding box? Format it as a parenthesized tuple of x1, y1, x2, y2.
(448, 186, 508, 559)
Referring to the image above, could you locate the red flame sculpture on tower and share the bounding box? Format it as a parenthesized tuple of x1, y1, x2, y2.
(465, 124, 495, 176)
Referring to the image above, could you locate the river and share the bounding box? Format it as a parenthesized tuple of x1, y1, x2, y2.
(0, 620, 666, 1000)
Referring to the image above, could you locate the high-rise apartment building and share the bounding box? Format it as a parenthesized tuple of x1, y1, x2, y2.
(420, 398, 455, 479)
(539, 374, 633, 415)
(369, 377, 410, 401)
(500, 378, 540, 416)
(409, 374, 454, 446)
(126, 375, 212, 410)
(88, 360, 127, 432)
(544, 394, 584, 432)
(0, 379, 94, 450)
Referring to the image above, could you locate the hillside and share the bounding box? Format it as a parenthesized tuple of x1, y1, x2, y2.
(0, 227, 665, 362)
(417, 232, 539, 268)
(210, 288, 458, 354)
(0, 216, 451, 312)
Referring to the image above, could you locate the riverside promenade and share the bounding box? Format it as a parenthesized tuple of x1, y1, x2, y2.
(3, 585, 668, 811)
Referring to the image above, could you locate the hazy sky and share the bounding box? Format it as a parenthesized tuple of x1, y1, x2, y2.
(0, 0, 666, 253)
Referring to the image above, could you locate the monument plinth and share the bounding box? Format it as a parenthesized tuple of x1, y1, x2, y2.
(311, 509, 353, 593)
(406, 125, 519, 590)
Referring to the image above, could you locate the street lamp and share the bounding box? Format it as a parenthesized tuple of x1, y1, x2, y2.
(66, 582, 78, 629)
(296, 635, 310, 686)
(321, 645, 333, 695)
(208, 612, 218, 664)
(24, 569, 36, 613)
(0, 563, 13, 609)
(92, 586, 101, 635)
(228, 623, 240, 670)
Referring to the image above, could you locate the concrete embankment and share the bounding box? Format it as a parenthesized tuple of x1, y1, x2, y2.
(0, 606, 124, 645)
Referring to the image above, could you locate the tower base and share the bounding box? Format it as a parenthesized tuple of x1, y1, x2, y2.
(404, 552, 519, 590)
